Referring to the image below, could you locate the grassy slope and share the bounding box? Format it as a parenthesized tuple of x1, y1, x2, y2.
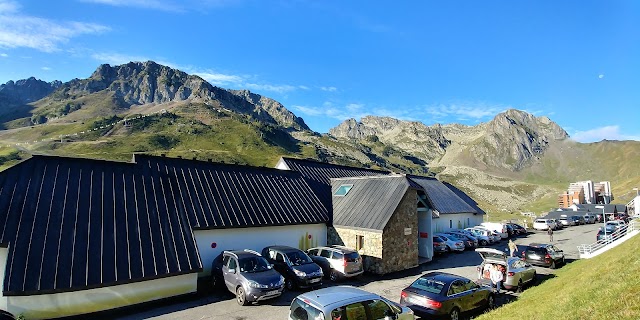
(476, 228, 640, 320)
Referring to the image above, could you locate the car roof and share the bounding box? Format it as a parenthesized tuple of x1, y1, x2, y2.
(264, 245, 299, 253)
(418, 271, 465, 283)
(224, 249, 262, 258)
(295, 286, 379, 309)
(528, 243, 551, 248)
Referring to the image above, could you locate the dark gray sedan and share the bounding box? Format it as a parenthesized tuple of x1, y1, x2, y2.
(400, 272, 494, 320)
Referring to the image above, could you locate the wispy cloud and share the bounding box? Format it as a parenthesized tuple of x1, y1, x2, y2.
(571, 125, 640, 143)
(320, 86, 337, 92)
(245, 83, 297, 94)
(0, 1, 110, 52)
(194, 72, 244, 85)
(425, 103, 506, 121)
(292, 102, 412, 122)
(0, 53, 7, 57)
(41, 66, 51, 71)
(80, 0, 183, 12)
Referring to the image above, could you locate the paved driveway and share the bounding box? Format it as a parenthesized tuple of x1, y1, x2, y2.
(113, 223, 601, 320)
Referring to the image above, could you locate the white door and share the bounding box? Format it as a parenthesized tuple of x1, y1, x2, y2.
(418, 209, 433, 259)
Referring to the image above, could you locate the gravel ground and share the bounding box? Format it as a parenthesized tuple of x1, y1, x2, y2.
(105, 223, 601, 320)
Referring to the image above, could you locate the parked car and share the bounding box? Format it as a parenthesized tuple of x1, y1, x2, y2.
(465, 228, 496, 245)
(533, 219, 555, 231)
(289, 286, 415, 320)
(210, 249, 285, 305)
(521, 243, 565, 269)
(469, 227, 502, 243)
(400, 272, 495, 320)
(572, 215, 586, 225)
(452, 229, 491, 246)
(597, 225, 622, 243)
(307, 245, 364, 281)
(584, 214, 596, 224)
(558, 217, 575, 227)
(433, 236, 448, 254)
(605, 220, 626, 230)
(507, 223, 527, 235)
(443, 232, 477, 250)
(435, 233, 465, 252)
(551, 219, 564, 229)
(476, 248, 537, 292)
(448, 230, 485, 247)
(480, 222, 509, 239)
(262, 245, 323, 290)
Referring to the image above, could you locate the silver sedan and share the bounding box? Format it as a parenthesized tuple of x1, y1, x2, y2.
(476, 248, 537, 293)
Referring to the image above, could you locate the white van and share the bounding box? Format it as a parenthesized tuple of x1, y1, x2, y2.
(480, 222, 508, 239)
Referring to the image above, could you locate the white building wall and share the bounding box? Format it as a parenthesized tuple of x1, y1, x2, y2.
(433, 213, 483, 233)
(195, 224, 327, 276)
(417, 209, 433, 259)
(0, 273, 197, 320)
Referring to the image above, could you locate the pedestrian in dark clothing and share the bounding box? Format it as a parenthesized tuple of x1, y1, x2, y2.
(547, 226, 554, 242)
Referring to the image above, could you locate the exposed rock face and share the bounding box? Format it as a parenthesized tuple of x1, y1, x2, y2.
(329, 116, 450, 161)
(0, 77, 61, 104)
(56, 61, 308, 130)
(473, 109, 569, 170)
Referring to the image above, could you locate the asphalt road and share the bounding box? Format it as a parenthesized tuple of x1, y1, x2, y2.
(112, 223, 602, 320)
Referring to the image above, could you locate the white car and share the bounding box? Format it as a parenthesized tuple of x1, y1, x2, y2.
(463, 228, 494, 245)
(605, 220, 626, 230)
(533, 219, 555, 231)
(435, 233, 465, 252)
(480, 222, 509, 239)
(469, 227, 501, 243)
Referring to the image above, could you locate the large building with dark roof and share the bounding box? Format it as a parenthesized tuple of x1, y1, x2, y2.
(0, 155, 329, 319)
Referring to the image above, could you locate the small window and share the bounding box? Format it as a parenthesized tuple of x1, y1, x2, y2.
(334, 184, 353, 196)
(366, 299, 393, 320)
(307, 249, 319, 256)
(276, 253, 285, 262)
(449, 220, 453, 228)
(355, 235, 365, 251)
(345, 302, 367, 320)
(227, 258, 237, 270)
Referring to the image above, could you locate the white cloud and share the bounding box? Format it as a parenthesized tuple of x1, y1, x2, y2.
(571, 125, 640, 143)
(0, 1, 110, 52)
(425, 103, 506, 120)
(80, 0, 183, 12)
(298, 85, 310, 90)
(245, 83, 297, 94)
(91, 52, 151, 65)
(0, 53, 7, 57)
(41, 66, 51, 71)
(193, 72, 244, 85)
(320, 86, 337, 92)
(598, 74, 604, 79)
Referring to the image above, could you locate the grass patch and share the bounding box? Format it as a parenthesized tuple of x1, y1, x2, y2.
(476, 226, 640, 320)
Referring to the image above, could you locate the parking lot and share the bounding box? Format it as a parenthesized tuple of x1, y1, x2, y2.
(112, 223, 602, 320)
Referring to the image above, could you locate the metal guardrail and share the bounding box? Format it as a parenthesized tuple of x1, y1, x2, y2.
(577, 220, 638, 256)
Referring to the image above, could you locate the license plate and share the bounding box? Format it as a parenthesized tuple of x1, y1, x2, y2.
(310, 278, 321, 283)
(266, 290, 279, 296)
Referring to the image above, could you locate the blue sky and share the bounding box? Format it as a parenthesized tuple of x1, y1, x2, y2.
(0, 0, 638, 142)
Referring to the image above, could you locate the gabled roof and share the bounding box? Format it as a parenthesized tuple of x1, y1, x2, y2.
(0, 155, 202, 296)
(276, 157, 389, 211)
(442, 182, 486, 215)
(408, 176, 477, 215)
(331, 175, 420, 231)
(134, 155, 329, 229)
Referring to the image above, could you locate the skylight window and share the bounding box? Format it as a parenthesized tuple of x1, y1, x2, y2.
(334, 184, 353, 196)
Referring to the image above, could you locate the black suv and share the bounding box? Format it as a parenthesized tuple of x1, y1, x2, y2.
(261, 245, 323, 290)
(521, 243, 565, 269)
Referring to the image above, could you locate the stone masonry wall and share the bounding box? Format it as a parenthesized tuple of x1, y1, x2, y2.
(382, 189, 419, 273)
(327, 226, 383, 274)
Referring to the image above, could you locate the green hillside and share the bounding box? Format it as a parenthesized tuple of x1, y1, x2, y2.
(477, 228, 640, 320)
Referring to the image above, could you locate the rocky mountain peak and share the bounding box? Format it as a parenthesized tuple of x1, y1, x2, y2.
(0, 77, 61, 104)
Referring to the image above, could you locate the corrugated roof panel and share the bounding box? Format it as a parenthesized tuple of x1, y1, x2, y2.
(409, 176, 477, 214)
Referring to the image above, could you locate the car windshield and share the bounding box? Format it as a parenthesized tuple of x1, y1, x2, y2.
(344, 252, 360, 262)
(410, 277, 445, 294)
(599, 226, 617, 233)
(286, 251, 313, 266)
(239, 256, 271, 273)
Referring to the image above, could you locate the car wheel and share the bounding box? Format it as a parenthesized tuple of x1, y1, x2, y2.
(285, 278, 295, 291)
(449, 307, 460, 320)
(446, 246, 452, 253)
(562, 257, 566, 265)
(550, 260, 556, 269)
(487, 294, 495, 309)
(481, 240, 488, 246)
(236, 286, 248, 306)
(516, 279, 523, 293)
(330, 270, 339, 282)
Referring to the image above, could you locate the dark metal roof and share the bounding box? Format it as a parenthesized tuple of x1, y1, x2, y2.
(442, 182, 486, 215)
(0, 155, 202, 296)
(408, 176, 477, 215)
(575, 204, 616, 213)
(614, 204, 627, 213)
(331, 175, 416, 231)
(135, 155, 329, 230)
(277, 157, 389, 211)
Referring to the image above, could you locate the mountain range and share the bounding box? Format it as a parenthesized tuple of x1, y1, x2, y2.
(1, 61, 638, 220)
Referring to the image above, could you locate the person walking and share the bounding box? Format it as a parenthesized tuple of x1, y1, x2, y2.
(508, 239, 518, 257)
(490, 265, 503, 294)
(547, 226, 554, 242)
